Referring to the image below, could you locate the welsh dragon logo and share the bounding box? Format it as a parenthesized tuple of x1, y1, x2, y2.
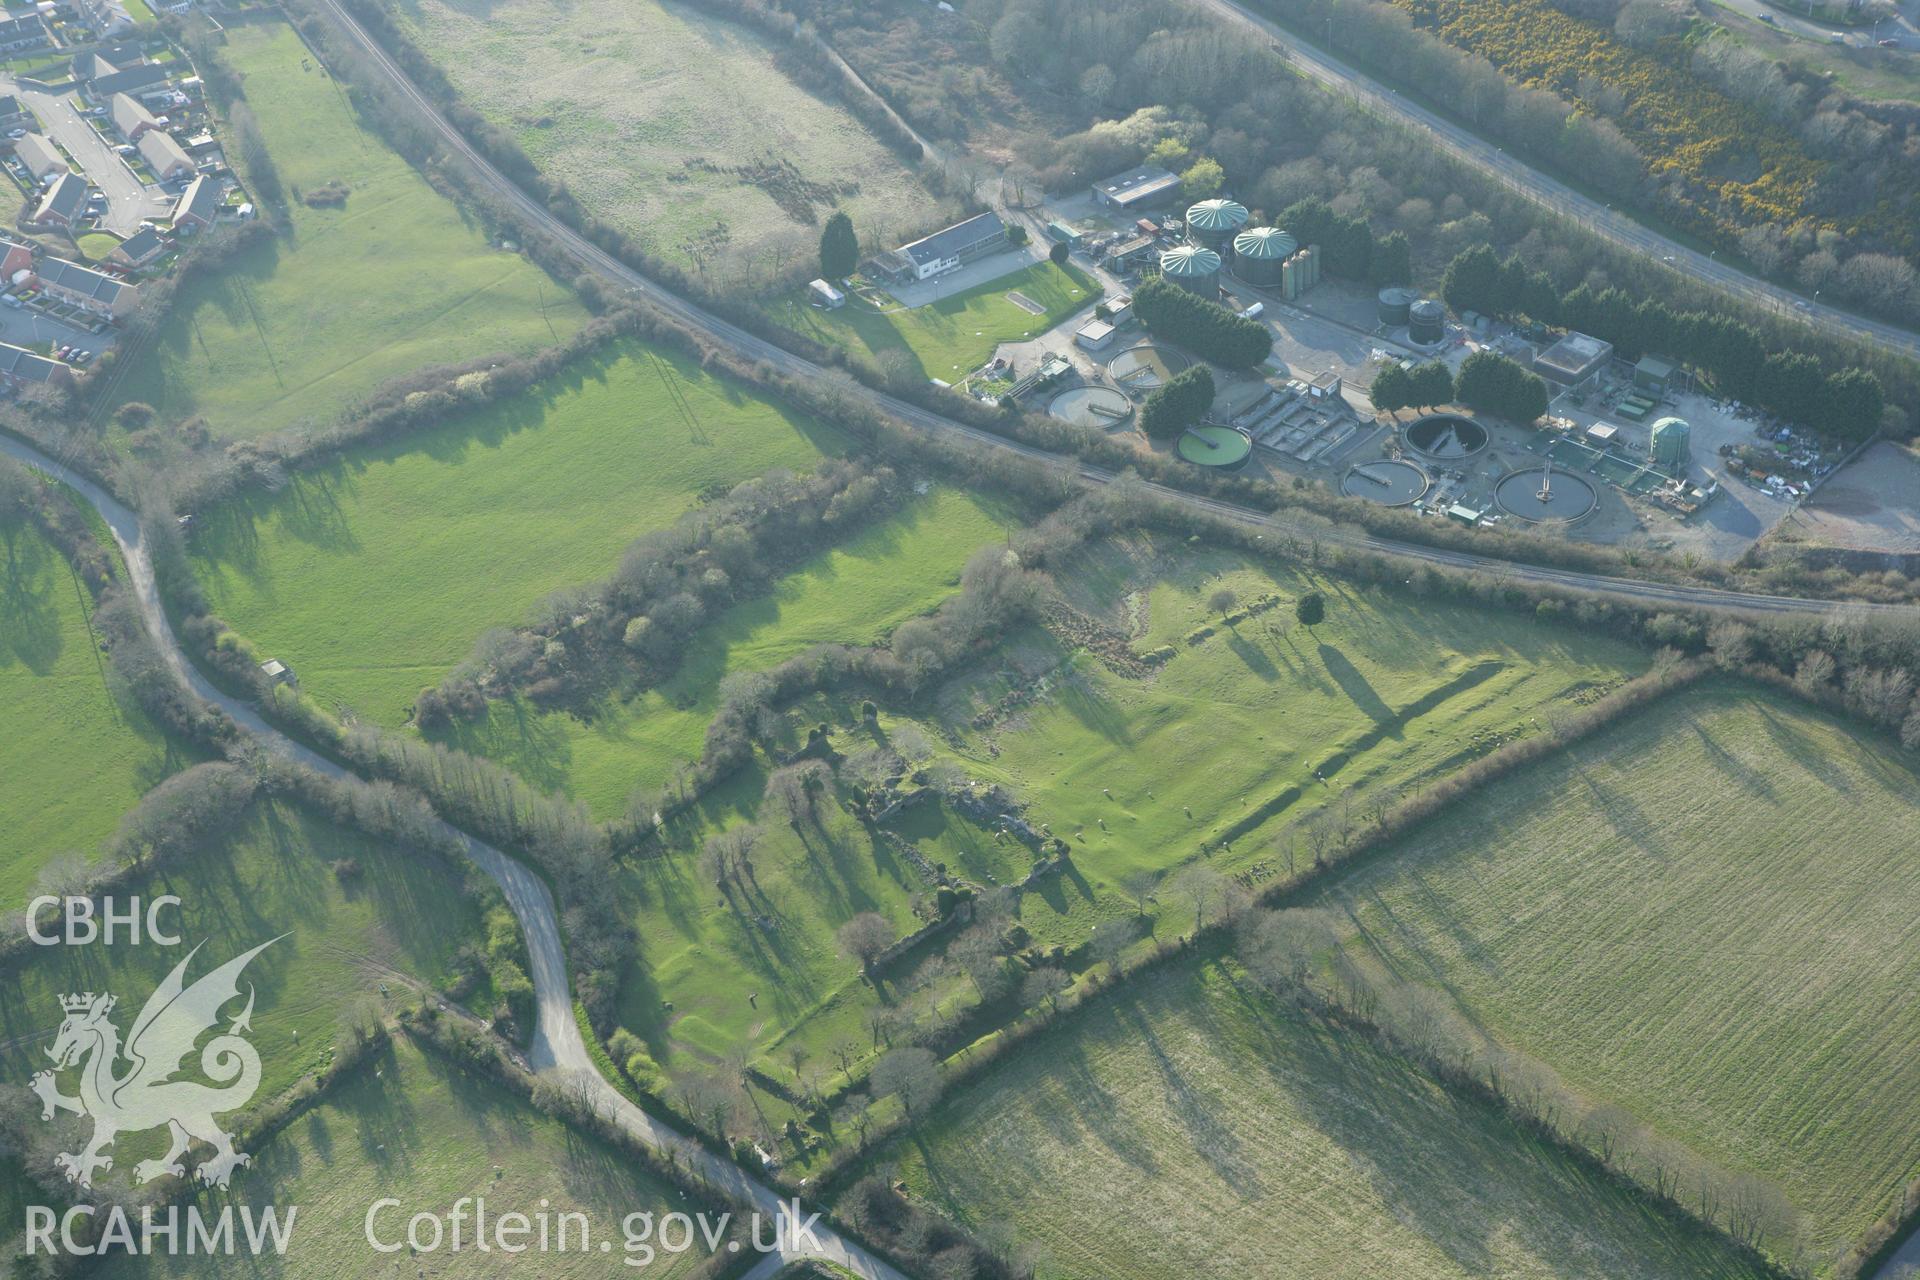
(29, 937, 281, 1190)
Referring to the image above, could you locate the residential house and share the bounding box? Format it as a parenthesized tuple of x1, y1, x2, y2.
(137, 128, 192, 181)
(0, 342, 73, 389)
(0, 14, 45, 54)
(886, 211, 1006, 282)
(12, 131, 66, 182)
(71, 0, 134, 38)
(81, 61, 170, 102)
(109, 225, 164, 268)
(170, 173, 220, 230)
(0, 341, 73, 390)
(32, 256, 138, 318)
(30, 172, 87, 229)
(0, 236, 34, 281)
(0, 95, 27, 130)
(110, 92, 160, 142)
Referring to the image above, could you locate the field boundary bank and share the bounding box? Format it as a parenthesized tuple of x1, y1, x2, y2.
(283, 0, 1920, 612)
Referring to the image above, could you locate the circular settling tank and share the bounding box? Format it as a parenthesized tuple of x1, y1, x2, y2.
(1405, 413, 1489, 460)
(1495, 467, 1598, 523)
(1177, 425, 1253, 470)
(1108, 344, 1191, 395)
(1048, 385, 1134, 429)
(1342, 459, 1429, 506)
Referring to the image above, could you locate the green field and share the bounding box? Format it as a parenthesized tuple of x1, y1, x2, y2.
(95, 1037, 715, 1279)
(1308, 681, 1920, 1259)
(106, 22, 587, 439)
(589, 530, 1642, 1092)
(0, 517, 198, 901)
(436, 485, 1008, 817)
(771, 260, 1099, 380)
(0, 798, 485, 1110)
(903, 534, 1647, 943)
(882, 960, 1767, 1279)
(393, 0, 939, 270)
(191, 341, 841, 725)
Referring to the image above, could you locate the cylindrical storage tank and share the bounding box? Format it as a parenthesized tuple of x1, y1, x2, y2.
(1303, 243, 1321, 288)
(1158, 244, 1222, 297)
(1650, 416, 1692, 471)
(1378, 287, 1415, 327)
(1184, 198, 1249, 252)
(1280, 256, 1300, 300)
(1230, 226, 1294, 287)
(1409, 299, 1446, 345)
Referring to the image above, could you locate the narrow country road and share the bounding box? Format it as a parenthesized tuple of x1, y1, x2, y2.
(0, 431, 908, 1280)
(303, 0, 1915, 622)
(1186, 0, 1920, 362)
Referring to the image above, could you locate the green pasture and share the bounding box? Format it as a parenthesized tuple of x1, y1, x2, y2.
(95, 1037, 716, 1279)
(771, 260, 1099, 380)
(435, 485, 1007, 817)
(107, 22, 587, 439)
(190, 342, 841, 725)
(1308, 680, 1920, 1260)
(393, 0, 939, 269)
(0, 517, 198, 902)
(0, 798, 485, 1108)
(879, 960, 1769, 1279)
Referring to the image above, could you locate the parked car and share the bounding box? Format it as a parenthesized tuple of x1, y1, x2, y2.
(1829, 31, 1847, 43)
(1878, 37, 1901, 46)
(1758, 12, 1775, 23)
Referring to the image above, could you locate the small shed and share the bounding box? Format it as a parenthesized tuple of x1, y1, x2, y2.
(1075, 318, 1116, 350)
(1633, 354, 1677, 395)
(259, 659, 297, 689)
(1446, 504, 1481, 526)
(806, 278, 846, 310)
(1584, 422, 1620, 448)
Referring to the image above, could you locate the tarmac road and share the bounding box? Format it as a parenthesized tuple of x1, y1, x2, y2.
(7, 78, 173, 237)
(1184, 0, 1920, 362)
(306, 0, 1917, 623)
(0, 430, 908, 1280)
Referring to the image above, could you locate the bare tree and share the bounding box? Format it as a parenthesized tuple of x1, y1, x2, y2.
(839, 912, 896, 978)
(870, 1047, 943, 1120)
(1021, 965, 1071, 1013)
(1089, 916, 1141, 974)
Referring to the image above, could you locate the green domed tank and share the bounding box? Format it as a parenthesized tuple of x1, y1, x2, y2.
(1184, 198, 1249, 251)
(1158, 244, 1222, 297)
(1231, 226, 1296, 287)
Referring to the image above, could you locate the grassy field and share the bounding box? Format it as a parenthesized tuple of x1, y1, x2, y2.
(0, 517, 199, 902)
(0, 798, 486, 1110)
(589, 530, 1641, 1096)
(105, 22, 587, 440)
(93, 1036, 717, 1279)
(880, 960, 1769, 1279)
(392, 0, 939, 271)
(190, 341, 842, 725)
(900, 534, 1647, 945)
(769, 260, 1099, 381)
(1307, 681, 1920, 1259)
(434, 485, 1008, 817)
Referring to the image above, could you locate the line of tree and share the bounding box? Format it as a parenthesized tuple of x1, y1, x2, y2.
(1442, 244, 1887, 439)
(1368, 359, 1456, 416)
(1132, 276, 1272, 368)
(1138, 364, 1215, 439)
(1453, 349, 1550, 423)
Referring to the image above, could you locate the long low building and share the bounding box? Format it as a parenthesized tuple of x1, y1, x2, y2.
(885, 211, 1006, 282)
(1091, 165, 1182, 212)
(33, 256, 138, 318)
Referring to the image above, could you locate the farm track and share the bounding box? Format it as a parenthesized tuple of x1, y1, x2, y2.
(305, 0, 1917, 623)
(0, 430, 907, 1280)
(1188, 0, 1920, 361)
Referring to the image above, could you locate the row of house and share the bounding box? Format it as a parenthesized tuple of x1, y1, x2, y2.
(0, 234, 138, 315)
